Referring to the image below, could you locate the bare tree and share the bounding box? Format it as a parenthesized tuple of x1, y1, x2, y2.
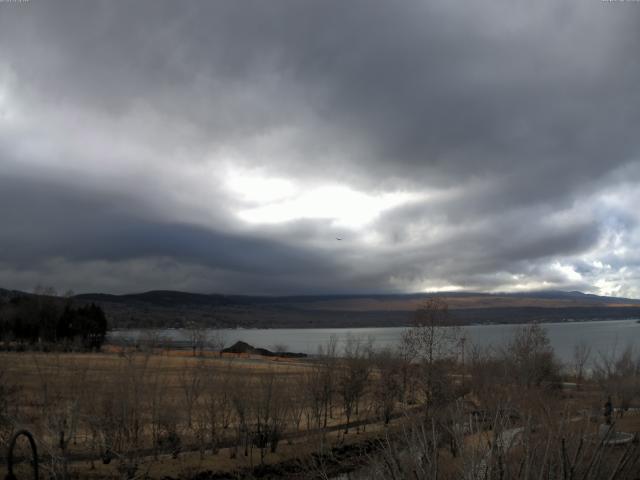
(338, 335, 372, 433)
(593, 345, 640, 417)
(0, 361, 19, 448)
(402, 297, 461, 410)
(179, 359, 206, 429)
(91, 351, 153, 478)
(146, 360, 170, 459)
(396, 334, 418, 406)
(250, 370, 289, 463)
(203, 360, 233, 454)
(572, 339, 592, 384)
(287, 372, 307, 438)
(503, 323, 560, 389)
(303, 365, 326, 430)
(140, 329, 163, 354)
(467, 343, 508, 410)
(317, 336, 338, 428)
(186, 322, 208, 357)
(30, 354, 88, 479)
(209, 328, 226, 357)
(371, 348, 402, 425)
(229, 375, 250, 459)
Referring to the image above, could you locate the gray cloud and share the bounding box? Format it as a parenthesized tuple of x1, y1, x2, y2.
(0, 0, 639, 296)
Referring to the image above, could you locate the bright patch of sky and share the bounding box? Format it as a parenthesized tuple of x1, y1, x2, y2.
(225, 168, 422, 229)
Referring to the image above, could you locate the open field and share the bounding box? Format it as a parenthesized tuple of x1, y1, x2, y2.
(1, 348, 418, 479)
(3, 320, 640, 479)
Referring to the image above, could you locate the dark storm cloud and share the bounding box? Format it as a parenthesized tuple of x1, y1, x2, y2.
(0, 175, 339, 276)
(0, 0, 639, 295)
(5, 0, 637, 186)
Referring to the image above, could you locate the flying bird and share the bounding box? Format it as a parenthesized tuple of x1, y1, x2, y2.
(336, 237, 343, 241)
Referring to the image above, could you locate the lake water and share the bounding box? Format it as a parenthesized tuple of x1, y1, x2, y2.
(108, 318, 640, 363)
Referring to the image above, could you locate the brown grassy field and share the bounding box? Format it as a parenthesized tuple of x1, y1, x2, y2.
(3, 335, 640, 479)
(1, 349, 413, 479)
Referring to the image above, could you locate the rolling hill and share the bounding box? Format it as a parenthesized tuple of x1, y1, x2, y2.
(66, 289, 640, 329)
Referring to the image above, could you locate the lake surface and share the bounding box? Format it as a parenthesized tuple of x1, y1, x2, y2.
(108, 318, 640, 363)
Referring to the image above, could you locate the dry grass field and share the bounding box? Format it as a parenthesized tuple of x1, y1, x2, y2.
(0, 349, 415, 479)
(3, 321, 640, 479)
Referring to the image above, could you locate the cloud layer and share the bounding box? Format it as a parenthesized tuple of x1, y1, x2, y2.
(1, 0, 639, 296)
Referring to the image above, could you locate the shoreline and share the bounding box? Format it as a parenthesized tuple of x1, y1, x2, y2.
(107, 316, 640, 332)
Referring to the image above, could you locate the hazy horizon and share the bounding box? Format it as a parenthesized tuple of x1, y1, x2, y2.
(5, 286, 635, 303)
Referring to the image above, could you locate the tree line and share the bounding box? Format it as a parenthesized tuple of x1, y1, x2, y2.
(0, 287, 107, 350)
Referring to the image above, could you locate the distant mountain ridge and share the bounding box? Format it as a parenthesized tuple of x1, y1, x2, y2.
(73, 288, 640, 309)
(4, 287, 640, 329)
(69, 289, 640, 329)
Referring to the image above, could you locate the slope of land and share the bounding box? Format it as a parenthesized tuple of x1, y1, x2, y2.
(62, 289, 640, 329)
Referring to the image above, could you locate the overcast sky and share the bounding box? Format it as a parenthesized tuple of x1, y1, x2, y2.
(1, 0, 639, 296)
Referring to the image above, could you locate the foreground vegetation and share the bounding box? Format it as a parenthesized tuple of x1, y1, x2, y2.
(2, 299, 640, 479)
